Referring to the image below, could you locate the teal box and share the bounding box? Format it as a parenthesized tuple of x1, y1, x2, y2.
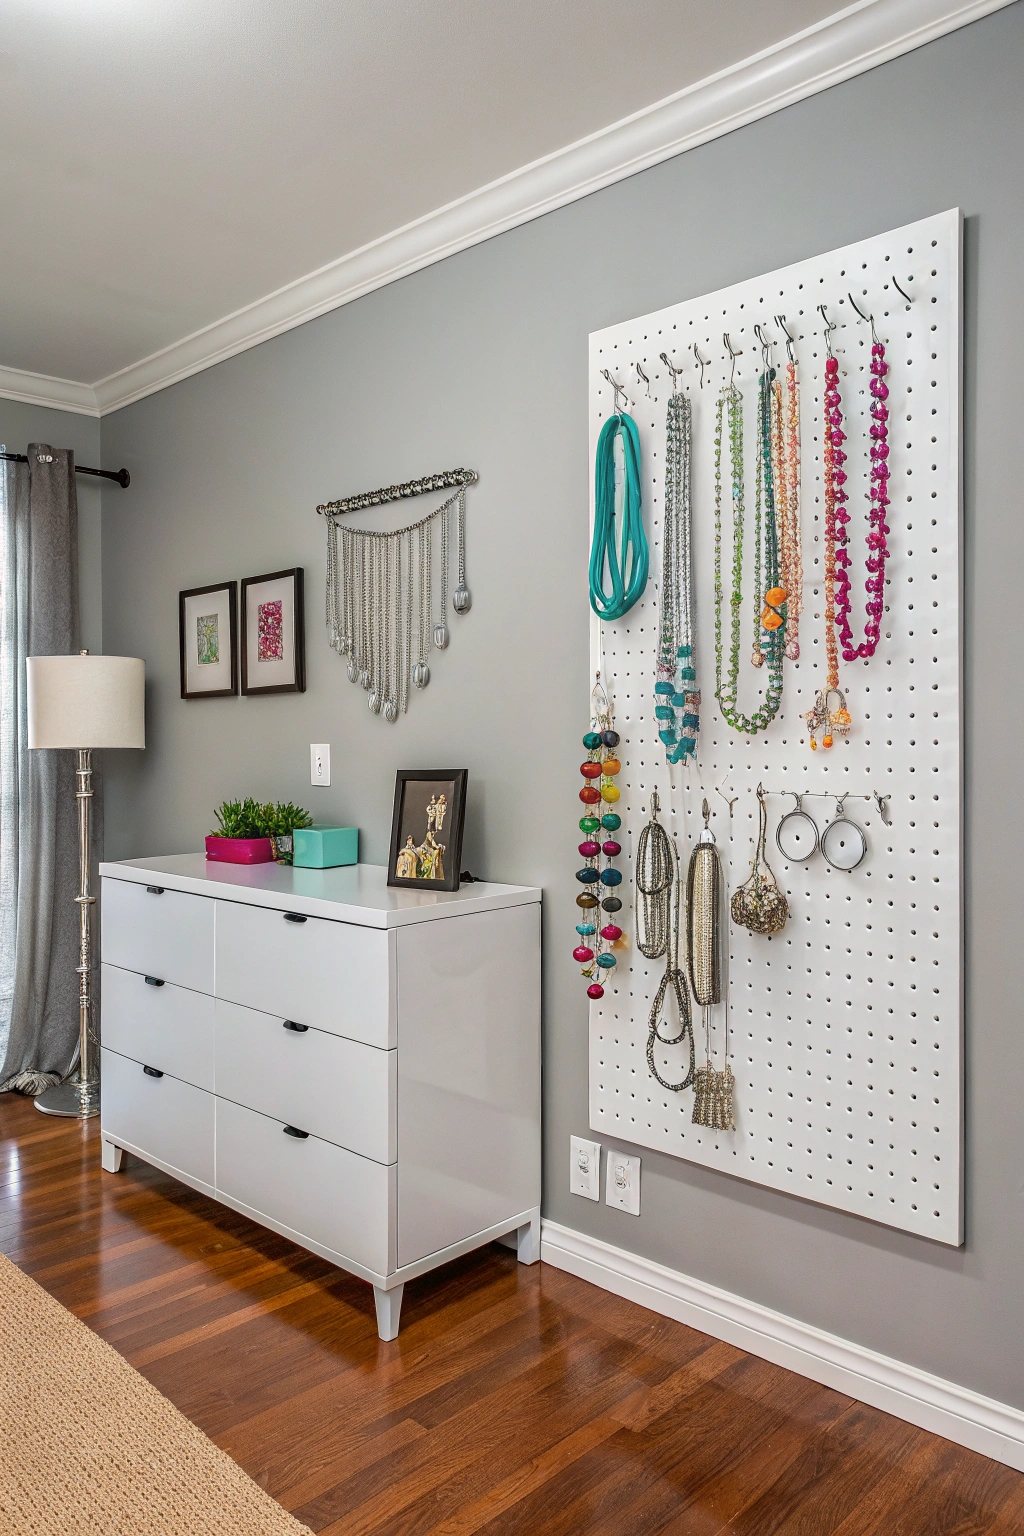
(293, 826, 359, 868)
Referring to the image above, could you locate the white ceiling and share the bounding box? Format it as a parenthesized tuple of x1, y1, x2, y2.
(0, 0, 1000, 404)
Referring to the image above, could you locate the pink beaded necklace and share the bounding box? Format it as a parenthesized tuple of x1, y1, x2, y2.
(834, 299, 891, 661)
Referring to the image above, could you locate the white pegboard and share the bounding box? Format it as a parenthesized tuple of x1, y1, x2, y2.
(588, 209, 962, 1245)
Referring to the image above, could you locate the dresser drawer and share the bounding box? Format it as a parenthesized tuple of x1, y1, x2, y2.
(215, 1098, 394, 1277)
(102, 878, 215, 995)
(214, 900, 394, 1048)
(101, 963, 214, 1091)
(100, 1047, 215, 1190)
(214, 1000, 395, 1164)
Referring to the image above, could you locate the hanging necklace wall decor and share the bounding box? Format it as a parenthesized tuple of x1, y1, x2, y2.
(322, 471, 473, 722)
(573, 675, 625, 1001)
(686, 801, 733, 1131)
(590, 374, 649, 621)
(714, 342, 785, 735)
(772, 318, 803, 660)
(636, 792, 694, 1092)
(655, 357, 700, 764)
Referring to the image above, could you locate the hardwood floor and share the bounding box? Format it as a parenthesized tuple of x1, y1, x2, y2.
(2, 1092, 1021, 1535)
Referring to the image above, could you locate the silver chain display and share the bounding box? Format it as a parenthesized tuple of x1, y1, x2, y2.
(326, 486, 469, 722)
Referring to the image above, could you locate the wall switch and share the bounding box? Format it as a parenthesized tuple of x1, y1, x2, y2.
(606, 1152, 641, 1215)
(570, 1136, 601, 1201)
(310, 743, 331, 787)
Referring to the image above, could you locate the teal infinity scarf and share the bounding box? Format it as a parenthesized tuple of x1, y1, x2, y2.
(590, 413, 648, 620)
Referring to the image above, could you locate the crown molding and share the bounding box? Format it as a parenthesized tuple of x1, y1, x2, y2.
(542, 1219, 1024, 1471)
(0, 363, 98, 418)
(2, 0, 1011, 418)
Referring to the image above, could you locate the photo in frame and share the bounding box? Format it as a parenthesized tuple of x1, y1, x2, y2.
(179, 581, 238, 699)
(240, 568, 305, 695)
(388, 770, 468, 892)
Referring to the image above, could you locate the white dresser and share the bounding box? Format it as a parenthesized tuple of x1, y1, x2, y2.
(98, 854, 542, 1339)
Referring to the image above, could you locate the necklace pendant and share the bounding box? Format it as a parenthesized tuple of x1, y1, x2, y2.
(384, 699, 399, 723)
(359, 669, 371, 690)
(347, 659, 359, 684)
(453, 583, 472, 614)
(368, 691, 382, 714)
(412, 661, 430, 690)
(433, 621, 449, 650)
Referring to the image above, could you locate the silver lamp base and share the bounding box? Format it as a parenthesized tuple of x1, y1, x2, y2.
(35, 1076, 100, 1119)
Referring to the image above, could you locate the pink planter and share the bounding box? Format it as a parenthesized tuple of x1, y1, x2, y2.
(205, 835, 275, 864)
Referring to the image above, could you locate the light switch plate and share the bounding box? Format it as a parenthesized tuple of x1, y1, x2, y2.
(606, 1152, 641, 1215)
(570, 1136, 601, 1201)
(310, 743, 331, 787)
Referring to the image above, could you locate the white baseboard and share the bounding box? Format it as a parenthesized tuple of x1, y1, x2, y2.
(541, 1219, 1024, 1471)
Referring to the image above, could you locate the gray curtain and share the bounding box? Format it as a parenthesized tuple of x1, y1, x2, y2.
(0, 446, 83, 1094)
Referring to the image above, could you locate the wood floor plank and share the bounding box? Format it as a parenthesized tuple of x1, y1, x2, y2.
(0, 1091, 1020, 1536)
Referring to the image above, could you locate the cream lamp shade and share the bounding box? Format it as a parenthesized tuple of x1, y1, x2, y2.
(27, 653, 145, 750)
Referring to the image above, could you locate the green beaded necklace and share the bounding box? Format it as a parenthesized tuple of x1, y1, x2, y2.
(714, 372, 784, 735)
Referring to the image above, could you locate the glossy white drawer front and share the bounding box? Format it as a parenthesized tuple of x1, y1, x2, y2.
(214, 999, 395, 1164)
(101, 1046, 214, 1189)
(102, 877, 215, 995)
(214, 900, 394, 1048)
(215, 1098, 394, 1277)
(101, 963, 214, 1092)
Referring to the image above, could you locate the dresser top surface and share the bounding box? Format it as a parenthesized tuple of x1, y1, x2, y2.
(99, 855, 541, 928)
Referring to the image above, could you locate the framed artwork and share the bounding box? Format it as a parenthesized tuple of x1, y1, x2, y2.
(240, 567, 305, 695)
(179, 581, 238, 699)
(388, 769, 468, 893)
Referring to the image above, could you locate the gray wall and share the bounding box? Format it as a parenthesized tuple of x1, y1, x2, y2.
(99, 5, 1024, 1407)
(0, 399, 103, 652)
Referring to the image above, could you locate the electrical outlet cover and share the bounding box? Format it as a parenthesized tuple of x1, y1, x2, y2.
(570, 1135, 601, 1201)
(606, 1152, 641, 1215)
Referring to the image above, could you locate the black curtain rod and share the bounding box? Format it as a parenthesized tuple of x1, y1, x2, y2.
(0, 451, 130, 488)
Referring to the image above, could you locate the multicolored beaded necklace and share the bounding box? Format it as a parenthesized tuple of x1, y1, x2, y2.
(655, 382, 700, 764)
(714, 368, 785, 735)
(805, 308, 852, 749)
(771, 326, 803, 661)
(573, 677, 625, 1001)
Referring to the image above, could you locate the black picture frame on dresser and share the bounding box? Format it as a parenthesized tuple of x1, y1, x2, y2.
(388, 769, 468, 893)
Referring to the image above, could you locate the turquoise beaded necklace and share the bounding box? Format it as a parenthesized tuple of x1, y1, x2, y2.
(655, 389, 699, 764)
(590, 413, 648, 621)
(713, 372, 784, 735)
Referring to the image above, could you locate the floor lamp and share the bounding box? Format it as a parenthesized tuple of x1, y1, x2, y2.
(27, 651, 145, 1119)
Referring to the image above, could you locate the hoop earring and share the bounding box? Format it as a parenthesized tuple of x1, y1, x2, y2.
(775, 793, 820, 863)
(820, 796, 868, 871)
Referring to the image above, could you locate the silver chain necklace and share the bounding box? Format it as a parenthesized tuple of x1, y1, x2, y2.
(326, 486, 469, 721)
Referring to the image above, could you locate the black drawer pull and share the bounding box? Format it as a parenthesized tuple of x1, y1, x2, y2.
(283, 912, 307, 923)
(283, 1125, 309, 1139)
(144, 975, 165, 988)
(282, 1020, 309, 1033)
(146, 886, 165, 895)
(143, 1065, 163, 1078)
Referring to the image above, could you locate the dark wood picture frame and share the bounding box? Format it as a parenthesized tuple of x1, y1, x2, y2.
(179, 580, 238, 699)
(388, 769, 468, 893)
(240, 567, 306, 695)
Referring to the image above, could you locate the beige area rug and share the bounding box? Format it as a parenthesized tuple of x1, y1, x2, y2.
(0, 1253, 312, 1535)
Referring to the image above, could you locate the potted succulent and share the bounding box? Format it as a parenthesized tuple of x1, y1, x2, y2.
(263, 801, 313, 865)
(206, 798, 312, 865)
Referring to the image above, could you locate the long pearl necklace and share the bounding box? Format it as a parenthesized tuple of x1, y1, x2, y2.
(325, 485, 468, 722)
(714, 374, 784, 736)
(655, 388, 699, 763)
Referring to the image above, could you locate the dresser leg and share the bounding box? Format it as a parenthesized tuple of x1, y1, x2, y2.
(373, 1283, 404, 1341)
(101, 1139, 123, 1173)
(516, 1207, 541, 1265)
